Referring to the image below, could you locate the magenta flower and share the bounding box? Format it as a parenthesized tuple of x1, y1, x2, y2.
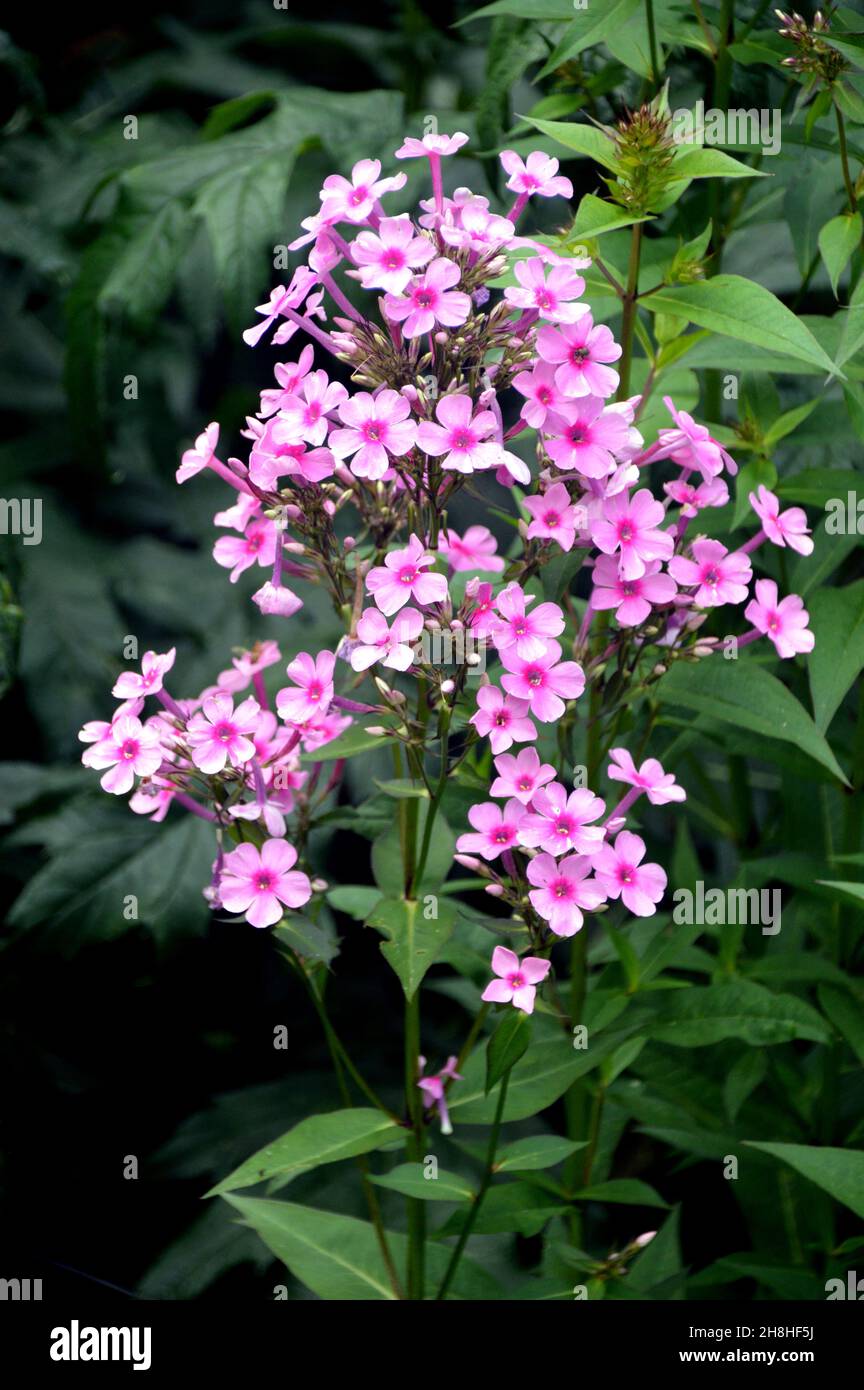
(243, 267, 317, 348)
(83, 714, 162, 795)
(493, 583, 565, 662)
(277, 370, 349, 447)
(416, 394, 500, 474)
(456, 799, 526, 861)
(591, 555, 677, 627)
(490, 747, 556, 804)
(664, 476, 728, 517)
(213, 517, 277, 583)
(177, 422, 219, 484)
(437, 199, 515, 254)
(593, 831, 666, 917)
(544, 398, 632, 478)
(749, 485, 813, 555)
(417, 1055, 463, 1136)
(112, 648, 176, 700)
(329, 389, 416, 480)
(499, 149, 573, 200)
(744, 579, 815, 659)
(318, 158, 406, 225)
(500, 640, 585, 722)
(481, 945, 551, 1015)
(396, 132, 469, 159)
(220, 839, 312, 929)
(504, 257, 586, 324)
(349, 607, 423, 672)
(276, 651, 337, 724)
(249, 422, 335, 487)
(469, 685, 537, 754)
(524, 482, 583, 554)
(591, 488, 674, 580)
(130, 777, 175, 822)
(467, 581, 500, 637)
(536, 314, 622, 399)
(252, 582, 303, 617)
(383, 258, 471, 338)
(517, 783, 606, 858)
(437, 525, 504, 573)
(608, 748, 686, 805)
(527, 853, 607, 937)
(258, 346, 315, 418)
(365, 533, 448, 615)
(654, 396, 738, 480)
(187, 694, 261, 774)
(350, 214, 435, 293)
(513, 362, 567, 430)
(668, 538, 752, 608)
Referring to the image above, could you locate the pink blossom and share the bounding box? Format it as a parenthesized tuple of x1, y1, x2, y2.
(744, 579, 815, 659)
(523, 482, 583, 553)
(213, 517, 278, 582)
(481, 945, 551, 1015)
(504, 258, 586, 323)
(319, 158, 407, 225)
(513, 362, 568, 430)
(467, 581, 500, 636)
(664, 476, 729, 516)
(243, 267, 317, 347)
(500, 640, 585, 722)
(490, 747, 556, 804)
(469, 685, 537, 754)
(350, 214, 435, 293)
(328, 388, 416, 480)
(517, 783, 606, 857)
(536, 315, 622, 399)
(437, 200, 515, 254)
(186, 694, 261, 774)
(366, 533, 448, 615)
(396, 132, 469, 159)
(668, 538, 752, 608)
(591, 488, 674, 580)
(493, 583, 565, 661)
(416, 394, 500, 473)
(527, 853, 606, 936)
(417, 1055, 462, 1136)
(213, 491, 260, 531)
(591, 555, 678, 627)
(277, 370, 349, 447)
(258, 347, 315, 417)
(456, 799, 526, 861)
(749, 485, 813, 555)
(654, 397, 738, 480)
(112, 648, 176, 700)
(177, 422, 219, 484)
(608, 748, 686, 805)
(438, 525, 504, 573)
(252, 581, 304, 617)
(249, 421, 335, 487)
(544, 398, 632, 478)
(216, 641, 282, 694)
(220, 839, 312, 929)
(350, 607, 423, 672)
(276, 651, 337, 723)
(383, 258, 471, 338)
(82, 714, 163, 794)
(593, 831, 666, 916)
(499, 149, 573, 200)
(129, 777, 175, 822)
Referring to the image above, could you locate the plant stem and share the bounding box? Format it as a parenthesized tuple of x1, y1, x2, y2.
(616, 224, 643, 400)
(404, 988, 425, 1299)
(835, 101, 858, 214)
(704, 0, 735, 421)
(646, 0, 660, 85)
(412, 704, 452, 890)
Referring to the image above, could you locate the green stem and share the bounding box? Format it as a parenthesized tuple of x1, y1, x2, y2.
(704, 0, 735, 422)
(646, 0, 660, 85)
(835, 100, 858, 214)
(616, 224, 643, 401)
(404, 989, 425, 1299)
(413, 705, 452, 890)
(582, 1082, 606, 1186)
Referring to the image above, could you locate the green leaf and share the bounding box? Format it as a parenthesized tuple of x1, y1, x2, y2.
(372, 778, 429, 799)
(791, 516, 861, 598)
(371, 805, 455, 895)
(299, 718, 397, 763)
(370, 1164, 475, 1201)
(814, 880, 864, 911)
(206, 1109, 401, 1197)
(808, 581, 864, 731)
(819, 212, 863, 297)
(644, 979, 830, 1046)
(762, 399, 820, 449)
(451, 1034, 617, 1124)
(522, 116, 620, 172)
(670, 147, 766, 180)
(325, 885, 382, 920)
(574, 1179, 669, 1208)
(569, 193, 651, 240)
(724, 1051, 767, 1122)
(273, 916, 340, 967)
(367, 895, 457, 999)
(658, 659, 849, 785)
(641, 275, 838, 374)
(818, 984, 864, 1067)
(495, 1135, 586, 1172)
(486, 1009, 532, 1092)
(536, 0, 641, 76)
(744, 1143, 864, 1220)
(437, 1181, 568, 1237)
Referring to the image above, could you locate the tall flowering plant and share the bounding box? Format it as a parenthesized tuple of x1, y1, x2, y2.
(78, 129, 816, 1301)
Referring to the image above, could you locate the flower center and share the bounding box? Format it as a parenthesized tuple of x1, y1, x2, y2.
(121, 739, 139, 760)
(527, 669, 543, 687)
(508, 971, 526, 989)
(566, 426, 585, 444)
(619, 867, 635, 884)
(543, 511, 560, 527)
(383, 251, 404, 270)
(704, 566, 720, 586)
(415, 289, 435, 308)
(349, 186, 368, 206)
(399, 567, 418, 585)
(619, 523, 633, 542)
(570, 346, 590, 363)
(553, 881, 572, 899)
(215, 722, 235, 743)
(451, 429, 475, 451)
(256, 873, 275, 892)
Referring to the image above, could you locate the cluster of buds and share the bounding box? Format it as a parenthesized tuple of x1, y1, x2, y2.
(776, 7, 848, 81)
(606, 92, 678, 215)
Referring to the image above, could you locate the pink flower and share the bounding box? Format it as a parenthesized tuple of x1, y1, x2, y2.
(467, 580, 500, 636)
(456, 799, 526, 861)
(252, 582, 304, 617)
(220, 839, 312, 928)
(437, 200, 515, 253)
(523, 483, 583, 553)
(536, 314, 622, 399)
(396, 132, 469, 159)
(513, 362, 567, 430)
(493, 583, 565, 661)
(527, 853, 606, 936)
(490, 747, 556, 804)
(258, 346, 315, 417)
(608, 748, 686, 805)
(654, 397, 738, 479)
(438, 525, 504, 573)
(591, 488, 674, 580)
(112, 648, 176, 700)
(213, 518, 277, 582)
(177, 423, 219, 484)
(129, 777, 175, 822)
(499, 149, 572, 200)
(744, 579, 815, 659)
(277, 370, 349, 447)
(350, 607, 423, 672)
(593, 831, 666, 916)
(469, 684, 537, 754)
(216, 641, 282, 694)
(416, 394, 500, 474)
(383, 258, 471, 338)
(664, 476, 728, 517)
(329, 389, 416, 480)
(504, 258, 586, 323)
(517, 783, 606, 857)
(243, 267, 317, 347)
(668, 538, 752, 608)
(249, 422, 335, 487)
(366, 533, 448, 616)
(276, 651, 337, 723)
(591, 555, 677, 627)
(749, 485, 813, 556)
(481, 945, 551, 1015)
(318, 158, 407, 225)
(186, 694, 261, 774)
(417, 1054, 462, 1136)
(82, 714, 162, 794)
(350, 214, 435, 293)
(544, 398, 632, 478)
(500, 641, 585, 722)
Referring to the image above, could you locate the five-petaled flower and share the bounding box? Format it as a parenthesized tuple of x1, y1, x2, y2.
(481, 946, 551, 1015)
